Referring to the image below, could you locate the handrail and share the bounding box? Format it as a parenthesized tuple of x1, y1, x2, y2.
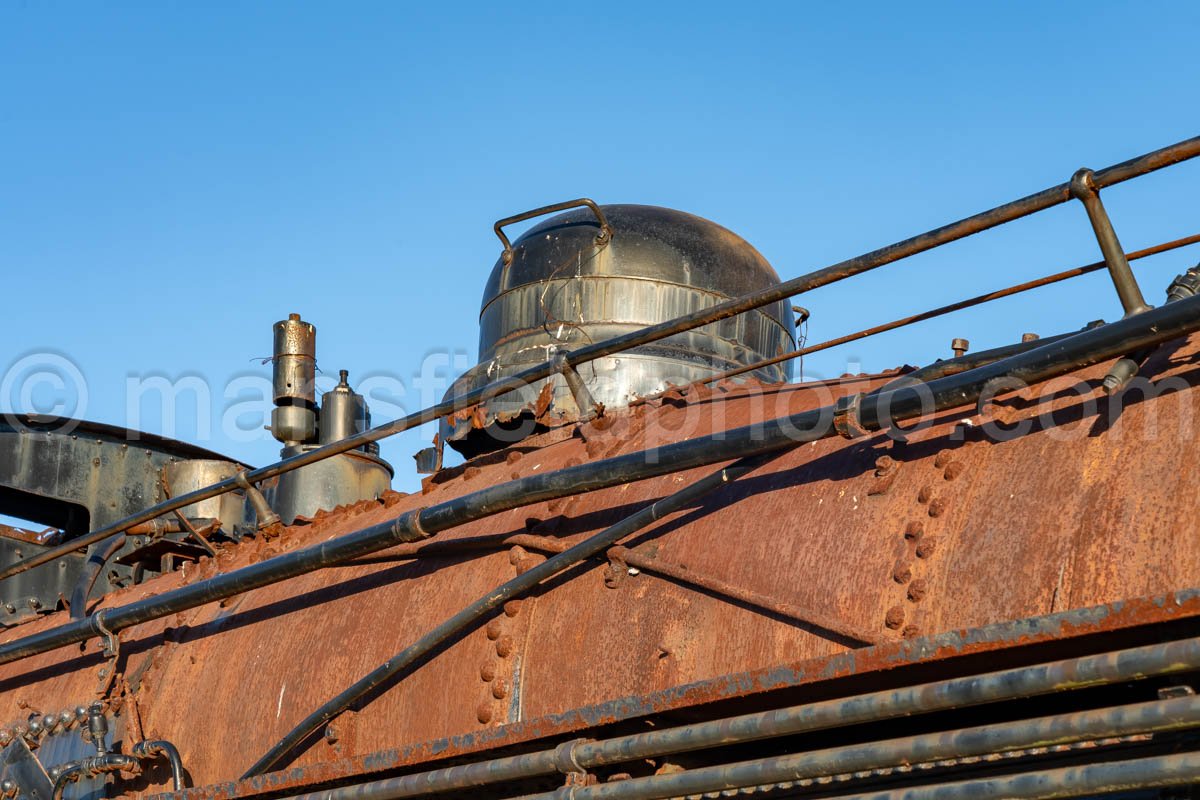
(0, 135, 1196, 584)
(700, 231, 1200, 387)
(3, 291, 1200, 671)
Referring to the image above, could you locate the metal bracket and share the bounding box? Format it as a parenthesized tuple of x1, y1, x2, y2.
(235, 472, 282, 536)
(833, 393, 870, 439)
(552, 351, 602, 420)
(92, 616, 119, 698)
(0, 738, 52, 800)
(552, 738, 595, 788)
(1069, 168, 1151, 316)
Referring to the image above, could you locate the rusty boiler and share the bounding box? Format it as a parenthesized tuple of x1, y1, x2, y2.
(0, 138, 1198, 800)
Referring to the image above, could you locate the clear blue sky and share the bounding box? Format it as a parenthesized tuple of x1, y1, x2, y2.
(2, 2, 1198, 494)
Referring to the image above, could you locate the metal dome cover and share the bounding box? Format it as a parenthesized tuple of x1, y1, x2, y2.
(480, 203, 793, 338)
(445, 201, 797, 454)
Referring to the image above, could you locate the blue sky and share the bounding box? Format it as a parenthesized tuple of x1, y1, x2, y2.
(2, 2, 1198, 493)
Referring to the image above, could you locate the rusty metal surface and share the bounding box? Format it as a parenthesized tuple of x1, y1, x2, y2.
(6, 136, 1197, 587)
(148, 588, 1200, 800)
(1, 329, 1200, 796)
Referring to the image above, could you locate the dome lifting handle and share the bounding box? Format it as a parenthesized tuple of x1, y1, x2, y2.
(494, 198, 614, 265)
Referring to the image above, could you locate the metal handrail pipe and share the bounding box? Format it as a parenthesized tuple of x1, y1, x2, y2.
(2, 288, 1200, 672)
(2, 136, 1195, 582)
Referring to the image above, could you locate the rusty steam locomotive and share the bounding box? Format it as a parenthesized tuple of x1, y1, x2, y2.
(0, 137, 1199, 800)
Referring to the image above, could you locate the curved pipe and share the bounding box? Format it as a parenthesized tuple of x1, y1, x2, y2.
(2, 289, 1200, 674)
(51, 754, 139, 800)
(1, 136, 1195, 584)
(51, 765, 84, 800)
(132, 739, 185, 791)
(67, 533, 126, 619)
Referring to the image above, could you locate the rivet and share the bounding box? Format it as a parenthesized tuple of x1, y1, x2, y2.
(874, 455, 896, 475)
(503, 600, 522, 618)
(907, 579, 929, 602)
(476, 703, 494, 724)
(928, 499, 947, 518)
(916, 537, 938, 559)
(943, 461, 965, 481)
(901, 624, 922, 639)
(496, 635, 515, 658)
(485, 620, 503, 640)
(508, 546, 526, 566)
(917, 486, 933, 504)
(491, 679, 509, 700)
(480, 662, 497, 682)
(933, 451, 952, 468)
(892, 560, 912, 584)
(884, 606, 905, 630)
(904, 521, 924, 540)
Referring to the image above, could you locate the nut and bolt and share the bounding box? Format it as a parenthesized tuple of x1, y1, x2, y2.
(951, 338, 970, 358)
